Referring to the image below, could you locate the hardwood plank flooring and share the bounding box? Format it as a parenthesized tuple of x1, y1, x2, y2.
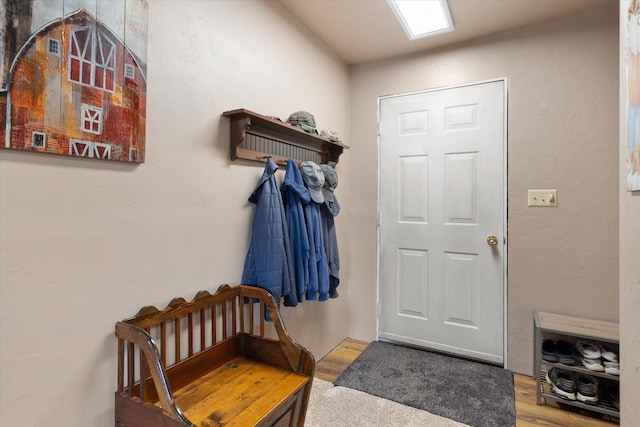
(315, 338, 619, 427)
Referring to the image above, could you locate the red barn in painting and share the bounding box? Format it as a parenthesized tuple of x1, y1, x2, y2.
(2, 8, 147, 162)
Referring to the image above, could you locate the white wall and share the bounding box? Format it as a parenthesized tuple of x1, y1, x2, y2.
(0, 1, 350, 426)
(619, 2, 640, 425)
(348, 5, 620, 376)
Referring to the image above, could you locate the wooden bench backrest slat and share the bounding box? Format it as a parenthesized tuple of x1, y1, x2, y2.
(117, 339, 124, 392)
(139, 344, 147, 401)
(211, 303, 217, 344)
(199, 310, 206, 352)
(174, 317, 181, 364)
(232, 299, 238, 336)
(160, 322, 167, 367)
(222, 299, 228, 340)
(127, 342, 135, 397)
(239, 297, 245, 336)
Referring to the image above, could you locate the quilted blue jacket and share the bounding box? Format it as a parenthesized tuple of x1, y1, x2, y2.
(241, 158, 295, 306)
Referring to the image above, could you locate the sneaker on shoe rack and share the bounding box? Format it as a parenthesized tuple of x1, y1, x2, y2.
(546, 367, 576, 400)
(556, 340, 577, 365)
(576, 340, 601, 359)
(596, 342, 618, 363)
(603, 361, 620, 375)
(575, 373, 599, 404)
(581, 357, 605, 372)
(541, 339, 558, 363)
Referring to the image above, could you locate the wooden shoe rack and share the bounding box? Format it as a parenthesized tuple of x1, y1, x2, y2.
(533, 311, 620, 418)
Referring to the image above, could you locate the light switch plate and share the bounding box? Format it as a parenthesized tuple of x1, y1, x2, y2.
(528, 189, 558, 207)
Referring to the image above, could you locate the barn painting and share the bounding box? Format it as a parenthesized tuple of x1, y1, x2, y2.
(0, 0, 148, 163)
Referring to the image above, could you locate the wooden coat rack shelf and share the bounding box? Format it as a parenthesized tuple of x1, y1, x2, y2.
(222, 109, 347, 166)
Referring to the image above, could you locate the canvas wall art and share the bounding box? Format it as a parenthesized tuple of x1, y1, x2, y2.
(627, 0, 640, 191)
(0, 0, 148, 163)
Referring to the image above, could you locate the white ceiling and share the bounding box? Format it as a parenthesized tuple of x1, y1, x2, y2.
(277, 0, 613, 65)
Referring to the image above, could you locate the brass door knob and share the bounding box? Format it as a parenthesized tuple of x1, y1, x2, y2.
(487, 236, 498, 246)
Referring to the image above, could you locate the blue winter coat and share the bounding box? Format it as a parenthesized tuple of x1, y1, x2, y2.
(280, 159, 311, 303)
(304, 201, 330, 301)
(241, 158, 295, 306)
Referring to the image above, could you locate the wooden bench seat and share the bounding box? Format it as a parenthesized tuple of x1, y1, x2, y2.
(115, 284, 315, 427)
(172, 355, 309, 427)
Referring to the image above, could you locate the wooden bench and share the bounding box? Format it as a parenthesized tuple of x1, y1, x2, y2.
(115, 284, 315, 427)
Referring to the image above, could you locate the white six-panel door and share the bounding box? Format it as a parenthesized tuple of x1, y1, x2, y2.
(378, 80, 506, 364)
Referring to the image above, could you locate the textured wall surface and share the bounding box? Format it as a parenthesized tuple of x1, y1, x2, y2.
(349, 5, 620, 376)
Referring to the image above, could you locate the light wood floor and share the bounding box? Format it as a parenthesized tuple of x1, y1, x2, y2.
(314, 338, 619, 427)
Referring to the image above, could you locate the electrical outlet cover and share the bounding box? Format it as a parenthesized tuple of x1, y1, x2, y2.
(528, 189, 558, 207)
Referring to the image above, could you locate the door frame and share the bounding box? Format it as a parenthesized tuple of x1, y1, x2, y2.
(375, 77, 509, 368)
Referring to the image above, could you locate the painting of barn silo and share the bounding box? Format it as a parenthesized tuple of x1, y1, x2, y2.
(0, 0, 147, 163)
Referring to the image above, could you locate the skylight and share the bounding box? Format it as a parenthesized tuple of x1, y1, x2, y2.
(388, 0, 454, 40)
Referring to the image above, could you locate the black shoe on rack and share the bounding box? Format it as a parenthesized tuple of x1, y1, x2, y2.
(546, 367, 576, 400)
(575, 373, 599, 404)
(556, 340, 577, 365)
(541, 339, 558, 362)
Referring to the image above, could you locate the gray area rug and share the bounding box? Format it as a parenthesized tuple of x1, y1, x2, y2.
(334, 341, 515, 427)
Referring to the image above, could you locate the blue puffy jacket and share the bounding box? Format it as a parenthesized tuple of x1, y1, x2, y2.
(241, 158, 295, 306)
(280, 159, 311, 303)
